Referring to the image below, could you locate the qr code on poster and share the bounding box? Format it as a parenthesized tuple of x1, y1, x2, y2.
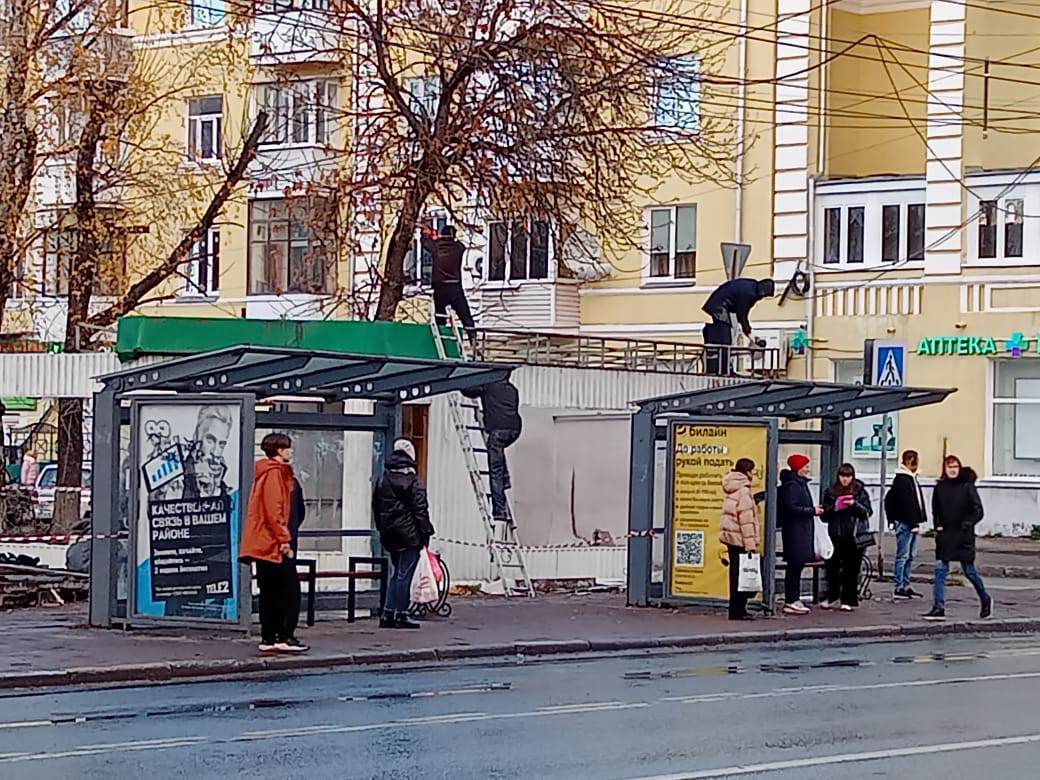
(675, 530, 704, 566)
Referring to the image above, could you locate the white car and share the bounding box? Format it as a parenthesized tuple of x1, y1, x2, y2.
(33, 464, 92, 522)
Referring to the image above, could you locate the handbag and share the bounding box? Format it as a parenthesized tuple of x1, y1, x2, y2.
(737, 552, 763, 593)
(410, 547, 440, 604)
(855, 517, 877, 549)
(814, 518, 835, 561)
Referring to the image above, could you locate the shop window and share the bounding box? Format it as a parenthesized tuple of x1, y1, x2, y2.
(992, 360, 1040, 477)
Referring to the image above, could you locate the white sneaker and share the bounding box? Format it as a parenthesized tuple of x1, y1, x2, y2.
(783, 601, 810, 615)
(258, 643, 278, 653)
(819, 600, 839, 610)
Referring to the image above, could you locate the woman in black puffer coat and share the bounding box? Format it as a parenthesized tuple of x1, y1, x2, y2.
(821, 464, 872, 610)
(923, 455, 992, 621)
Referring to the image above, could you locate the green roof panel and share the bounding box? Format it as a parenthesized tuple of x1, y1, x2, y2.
(115, 316, 460, 363)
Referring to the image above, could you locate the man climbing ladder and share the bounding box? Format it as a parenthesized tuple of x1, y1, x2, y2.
(461, 380, 522, 521)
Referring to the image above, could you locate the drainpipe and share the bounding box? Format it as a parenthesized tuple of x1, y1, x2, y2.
(734, 0, 749, 244)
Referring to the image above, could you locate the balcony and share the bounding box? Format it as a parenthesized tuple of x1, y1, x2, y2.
(35, 155, 125, 209)
(251, 11, 340, 65)
(40, 28, 134, 84)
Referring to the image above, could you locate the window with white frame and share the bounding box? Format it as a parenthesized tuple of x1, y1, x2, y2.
(187, 96, 222, 162)
(651, 55, 700, 131)
(183, 228, 220, 297)
(189, 0, 224, 25)
(4, 256, 26, 300)
(992, 359, 1040, 477)
(487, 219, 551, 282)
(404, 214, 448, 287)
(977, 197, 1024, 261)
(816, 183, 927, 267)
(404, 76, 439, 120)
(248, 198, 335, 295)
(647, 205, 696, 280)
(256, 80, 339, 147)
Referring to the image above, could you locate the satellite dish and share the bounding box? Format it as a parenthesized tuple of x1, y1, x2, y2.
(561, 227, 610, 282)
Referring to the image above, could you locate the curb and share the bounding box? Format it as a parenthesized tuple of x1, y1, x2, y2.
(4, 618, 1040, 691)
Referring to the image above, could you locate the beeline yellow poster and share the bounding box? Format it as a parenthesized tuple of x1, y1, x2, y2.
(668, 422, 768, 599)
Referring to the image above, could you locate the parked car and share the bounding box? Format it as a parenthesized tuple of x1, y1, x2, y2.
(33, 464, 92, 522)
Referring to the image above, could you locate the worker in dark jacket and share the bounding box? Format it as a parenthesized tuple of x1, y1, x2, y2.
(924, 455, 992, 621)
(421, 224, 475, 335)
(701, 277, 775, 375)
(777, 453, 823, 615)
(372, 439, 434, 629)
(461, 380, 522, 521)
(885, 449, 927, 599)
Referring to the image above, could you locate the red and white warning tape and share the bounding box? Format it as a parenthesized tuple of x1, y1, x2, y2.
(0, 533, 127, 544)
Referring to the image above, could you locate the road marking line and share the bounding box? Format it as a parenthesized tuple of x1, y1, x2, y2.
(0, 721, 51, 730)
(537, 701, 625, 712)
(618, 732, 1040, 779)
(663, 670, 1040, 704)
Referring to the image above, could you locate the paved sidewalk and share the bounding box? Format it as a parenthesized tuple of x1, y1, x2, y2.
(4, 577, 1040, 691)
(879, 533, 1040, 579)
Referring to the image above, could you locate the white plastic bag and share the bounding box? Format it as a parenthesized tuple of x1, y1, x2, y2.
(410, 547, 439, 605)
(814, 518, 834, 561)
(737, 553, 762, 593)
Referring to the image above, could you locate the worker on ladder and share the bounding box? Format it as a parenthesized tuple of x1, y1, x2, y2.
(462, 380, 522, 522)
(421, 223, 476, 342)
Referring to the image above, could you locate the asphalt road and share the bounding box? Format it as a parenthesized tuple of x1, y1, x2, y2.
(3, 635, 1040, 779)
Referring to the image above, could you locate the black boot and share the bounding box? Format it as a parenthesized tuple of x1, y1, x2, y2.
(379, 610, 398, 629)
(395, 611, 421, 629)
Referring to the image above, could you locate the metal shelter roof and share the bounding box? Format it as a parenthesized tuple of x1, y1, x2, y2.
(635, 379, 955, 422)
(97, 346, 513, 402)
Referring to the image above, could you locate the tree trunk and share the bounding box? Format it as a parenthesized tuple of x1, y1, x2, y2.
(374, 188, 429, 321)
(54, 397, 84, 534)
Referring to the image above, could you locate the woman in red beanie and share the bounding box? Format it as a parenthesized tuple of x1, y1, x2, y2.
(778, 453, 823, 615)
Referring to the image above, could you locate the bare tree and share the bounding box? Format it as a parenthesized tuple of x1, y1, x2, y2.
(313, 0, 740, 319)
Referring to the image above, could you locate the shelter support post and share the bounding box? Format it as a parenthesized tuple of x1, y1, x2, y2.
(627, 409, 655, 606)
(369, 402, 402, 559)
(89, 387, 120, 628)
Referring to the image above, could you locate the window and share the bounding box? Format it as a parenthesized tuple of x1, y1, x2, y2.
(647, 205, 696, 280)
(882, 205, 899, 263)
(907, 203, 925, 261)
(4, 255, 26, 299)
(979, 200, 997, 259)
(1005, 198, 1023, 258)
(188, 96, 222, 162)
(184, 229, 220, 297)
(256, 0, 329, 10)
(846, 206, 864, 263)
(256, 80, 339, 147)
(248, 198, 335, 295)
(651, 55, 700, 131)
(42, 227, 125, 297)
(189, 0, 224, 25)
(487, 219, 551, 282)
(404, 214, 447, 287)
(823, 207, 841, 264)
(404, 76, 439, 119)
(993, 360, 1040, 477)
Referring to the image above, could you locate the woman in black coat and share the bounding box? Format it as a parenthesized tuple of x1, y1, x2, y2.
(821, 464, 872, 610)
(373, 439, 434, 630)
(777, 453, 823, 615)
(924, 455, 992, 621)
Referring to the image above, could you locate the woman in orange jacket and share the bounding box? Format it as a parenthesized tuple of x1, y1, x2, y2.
(240, 433, 307, 654)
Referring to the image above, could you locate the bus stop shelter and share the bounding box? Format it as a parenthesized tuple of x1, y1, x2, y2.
(89, 345, 513, 629)
(626, 379, 955, 609)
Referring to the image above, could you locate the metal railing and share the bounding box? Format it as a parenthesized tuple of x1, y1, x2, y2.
(470, 328, 784, 378)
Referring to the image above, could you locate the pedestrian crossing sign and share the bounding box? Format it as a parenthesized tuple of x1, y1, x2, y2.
(873, 342, 906, 387)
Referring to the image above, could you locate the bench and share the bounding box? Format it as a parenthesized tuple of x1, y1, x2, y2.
(294, 556, 388, 626)
(773, 559, 824, 606)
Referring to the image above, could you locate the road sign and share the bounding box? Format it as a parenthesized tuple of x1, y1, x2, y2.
(720, 242, 751, 280)
(863, 339, 907, 387)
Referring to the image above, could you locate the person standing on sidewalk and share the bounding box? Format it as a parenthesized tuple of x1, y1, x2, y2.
(461, 380, 522, 522)
(373, 438, 434, 630)
(778, 453, 824, 615)
(719, 458, 760, 621)
(820, 464, 872, 611)
(19, 449, 39, 490)
(924, 455, 993, 621)
(240, 434, 308, 655)
(886, 449, 927, 600)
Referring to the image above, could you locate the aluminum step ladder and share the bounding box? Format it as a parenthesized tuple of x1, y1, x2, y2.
(430, 316, 535, 598)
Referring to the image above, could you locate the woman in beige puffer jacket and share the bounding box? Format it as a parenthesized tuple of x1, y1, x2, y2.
(719, 458, 760, 620)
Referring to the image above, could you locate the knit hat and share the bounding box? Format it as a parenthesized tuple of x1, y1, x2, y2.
(393, 438, 416, 461)
(787, 453, 810, 472)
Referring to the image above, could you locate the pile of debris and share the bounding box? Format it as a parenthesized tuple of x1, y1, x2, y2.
(0, 553, 88, 609)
